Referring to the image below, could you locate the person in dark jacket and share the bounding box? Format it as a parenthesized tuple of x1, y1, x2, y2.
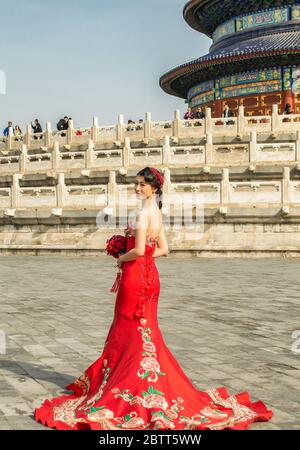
(57, 116, 69, 130)
(195, 106, 205, 119)
(31, 119, 43, 139)
(283, 103, 294, 122)
(283, 103, 293, 114)
(57, 116, 69, 136)
(223, 103, 234, 124)
(223, 103, 234, 117)
(195, 106, 205, 126)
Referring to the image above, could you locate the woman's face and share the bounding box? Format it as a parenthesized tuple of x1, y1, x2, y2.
(134, 176, 156, 200)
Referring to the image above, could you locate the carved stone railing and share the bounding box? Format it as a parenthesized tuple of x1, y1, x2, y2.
(2, 105, 300, 152)
(0, 167, 298, 217)
(2, 131, 300, 175)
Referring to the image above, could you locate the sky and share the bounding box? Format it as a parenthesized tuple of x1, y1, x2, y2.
(0, 0, 211, 132)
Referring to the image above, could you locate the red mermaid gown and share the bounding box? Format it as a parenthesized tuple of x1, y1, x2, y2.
(34, 234, 273, 430)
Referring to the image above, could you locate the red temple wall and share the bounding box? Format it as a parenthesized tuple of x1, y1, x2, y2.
(194, 90, 300, 117)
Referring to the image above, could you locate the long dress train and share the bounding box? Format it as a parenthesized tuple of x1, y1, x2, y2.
(34, 234, 273, 430)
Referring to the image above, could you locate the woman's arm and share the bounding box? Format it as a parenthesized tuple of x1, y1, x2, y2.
(152, 225, 168, 258)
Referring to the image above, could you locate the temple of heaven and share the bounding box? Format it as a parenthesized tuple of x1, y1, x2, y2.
(160, 0, 300, 116)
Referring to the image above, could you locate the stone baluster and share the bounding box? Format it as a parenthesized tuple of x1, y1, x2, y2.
(91, 116, 99, 141)
(25, 124, 32, 148)
(282, 166, 290, 204)
(45, 121, 52, 147)
(123, 137, 131, 168)
(67, 119, 74, 144)
(144, 112, 152, 139)
(11, 174, 22, 209)
(221, 168, 230, 205)
(271, 104, 279, 133)
(117, 114, 125, 143)
(56, 172, 66, 208)
(205, 107, 212, 134)
(237, 105, 245, 136)
(19, 144, 27, 173)
(86, 139, 94, 169)
(172, 109, 181, 139)
(205, 132, 213, 164)
(162, 136, 171, 165)
(249, 131, 257, 163)
(52, 141, 60, 171)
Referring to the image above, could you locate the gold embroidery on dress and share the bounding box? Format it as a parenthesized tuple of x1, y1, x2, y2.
(78, 359, 110, 411)
(200, 388, 258, 430)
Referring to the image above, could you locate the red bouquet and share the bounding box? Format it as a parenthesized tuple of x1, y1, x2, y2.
(106, 234, 127, 259)
(106, 234, 127, 293)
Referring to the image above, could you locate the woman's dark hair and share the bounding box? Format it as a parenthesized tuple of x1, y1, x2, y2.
(136, 167, 163, 210)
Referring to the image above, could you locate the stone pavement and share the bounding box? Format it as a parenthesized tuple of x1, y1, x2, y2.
(0, 255, 299, 430)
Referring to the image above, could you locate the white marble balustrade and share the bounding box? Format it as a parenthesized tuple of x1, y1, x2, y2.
(2, 134, 300, 175)
(2, 105, 300, 152)
(1, 168, 299, 214)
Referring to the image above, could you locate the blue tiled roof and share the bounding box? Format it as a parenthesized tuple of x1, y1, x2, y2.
(160, 29, 300, 98)
(182, 30, 300, 66)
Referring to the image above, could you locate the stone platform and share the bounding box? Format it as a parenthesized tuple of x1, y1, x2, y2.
(0, 255, 299, 429)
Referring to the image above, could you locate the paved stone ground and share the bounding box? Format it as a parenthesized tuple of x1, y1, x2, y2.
(0, 255, 299, 430)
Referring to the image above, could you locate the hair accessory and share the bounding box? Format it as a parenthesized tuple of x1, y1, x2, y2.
(150, 167, 164, 187)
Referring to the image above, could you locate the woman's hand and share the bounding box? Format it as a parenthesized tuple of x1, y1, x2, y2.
(117, 256, 124, 269)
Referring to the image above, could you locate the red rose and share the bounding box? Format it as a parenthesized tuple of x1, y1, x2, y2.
(106, 234, 127, 259)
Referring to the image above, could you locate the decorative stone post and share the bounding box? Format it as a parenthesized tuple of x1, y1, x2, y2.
(86, 139, 94, 169)
(249, 131, 257, 163)
(123, 137, 131, 168)
(144, 112, 152, 139)
(162, 136, 171, 165)
(11, 174, 22, 208)
(271, 104, 279, 133)
(205, 132, 213, 164)
(205, 107, 212, 134)
(91, 116, 99, 141)
(67, 119, 74, 144)
(19, 144, 27, 173)
(52, 141, 60, 171)
(172, 110, 181, 139)
(221, 168, 230, 205)
(117, 114, 125, 143)
(25, 124, 32, 148)
(45, 121, 52, 147)
(56, 172, 66, 208)
(282, 166, 290, 204)
(237, 105, 245, 136)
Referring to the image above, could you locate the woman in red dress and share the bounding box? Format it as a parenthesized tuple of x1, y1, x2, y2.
(34, 166, 273, 430)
